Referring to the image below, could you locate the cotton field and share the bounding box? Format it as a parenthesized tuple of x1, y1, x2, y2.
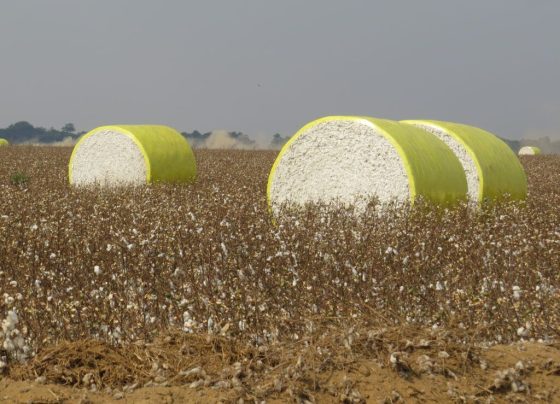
(0, 147, 559, 402)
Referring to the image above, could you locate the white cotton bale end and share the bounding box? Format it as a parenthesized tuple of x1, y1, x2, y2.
(0, 138, 9, 147)
(402, 120, 527, 202)
(267, 116, 468, 215)
(518, 146, 541, 156)
(69, 125, 196, 187)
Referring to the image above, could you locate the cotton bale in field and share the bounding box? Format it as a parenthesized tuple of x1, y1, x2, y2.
(402, 120, 527, 203)
(69, 125, 196, 186)
(267, 116, 468, 215)
(518, 146, 541, 156)
(0, 138, 9, 147)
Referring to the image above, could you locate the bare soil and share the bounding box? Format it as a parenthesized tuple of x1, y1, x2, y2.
(1, 341, 559, 403)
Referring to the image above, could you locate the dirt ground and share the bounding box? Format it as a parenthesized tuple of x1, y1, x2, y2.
(1, 342, 558, 403)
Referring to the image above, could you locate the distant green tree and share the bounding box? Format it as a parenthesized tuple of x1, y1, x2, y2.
(8, 121, 34, 133)
(62, 123, 76, 133)
(270, 133, 289, 149)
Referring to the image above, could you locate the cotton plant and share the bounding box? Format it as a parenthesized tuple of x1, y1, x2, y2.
(0, 310, 32, 370)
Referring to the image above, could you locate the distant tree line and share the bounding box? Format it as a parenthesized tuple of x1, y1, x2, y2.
(0, 121, 291, 149)
(4, 121, 555, 152)
(181, 130, 258, 148)
(182, 130, 291, 149)
(0, 121, 83, 144)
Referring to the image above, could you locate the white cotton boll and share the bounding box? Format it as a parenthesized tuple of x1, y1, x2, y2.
(183, 320, 194, 333)
(385, 247, 398, 255)
(13, 335, 24, 349)
(9, 281, 17, 287)
(3, 338, 15, 352)
(112, 327, 122, 341)
(94, 266, 102, 275)
(30, 224, 38, 231)
(238, 320, 247, 331)
(517, 327, 529, 337)
(512, 286, 522, 300)
(5, 311, 18, 329)
(436, 281, 444, 291)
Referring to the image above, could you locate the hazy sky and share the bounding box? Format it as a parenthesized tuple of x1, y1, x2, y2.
(1, 1, 559, 140)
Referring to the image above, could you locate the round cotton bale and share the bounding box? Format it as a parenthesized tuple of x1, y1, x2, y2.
(402, 120, 527, 202)
(267, 116, 468, 215)
(518, 146, 541, 156)
(0, 138, 9, 147)
(69, 125, 196, 187)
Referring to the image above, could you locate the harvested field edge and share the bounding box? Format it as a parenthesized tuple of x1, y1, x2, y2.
(4, 326, 560, 403)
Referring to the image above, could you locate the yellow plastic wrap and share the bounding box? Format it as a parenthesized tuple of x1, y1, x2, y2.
(0, 138, 9, 147)
(403, 120, 527, 202)
(69, 125, 196, 185)
(267, 116, 468, 213)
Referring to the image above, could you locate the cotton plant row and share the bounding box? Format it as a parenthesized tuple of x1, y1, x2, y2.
(0, 148, 558, 366)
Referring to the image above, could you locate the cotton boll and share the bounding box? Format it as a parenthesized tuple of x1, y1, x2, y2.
(512, 286, 522, 300)
(3, 338, 14, 352)
(517, 327, 529, 337)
